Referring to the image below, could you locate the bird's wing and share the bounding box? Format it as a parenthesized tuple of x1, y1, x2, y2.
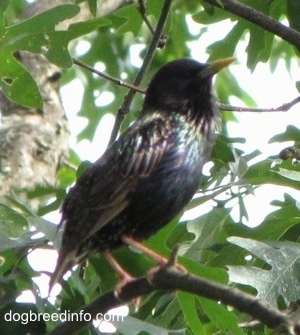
(77, 112, 174, 240)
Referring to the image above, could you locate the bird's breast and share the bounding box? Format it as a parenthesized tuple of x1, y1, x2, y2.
(126, 126, 209, 238)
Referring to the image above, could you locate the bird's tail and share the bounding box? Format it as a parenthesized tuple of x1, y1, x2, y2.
(48, 251, 76, 296)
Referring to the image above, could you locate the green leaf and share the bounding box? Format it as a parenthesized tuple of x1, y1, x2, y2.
(244, 0, 274, 70)
(112, 315, 185, 335)
(199, 297, 245, 334)
(207, 22, 244, 61)
(0, 5, 79, 108)
(275, 167, 300, 181)
(226, 193, 300, 241)
(269, 125, 300, 144)
(29, 217, 60, 249)
(192, 7, 231, 24)
(177, 292, 204, 335)
(0, 4, 110, 108)
(182, 258, 229, 284)
(228, 237, 300, 306)
(86, 0, 97, 17)
(211, 134, 235, 164)
(44, 18, 111, 67)
(113, 4, 143, 36)
(246, 23, 268, 71)
(0, 231, 37, 252)
(204, 0, 281, 71)
(0, 0, 9, 12)
(287, 0, 300, 32)
(0, 52, 43, 108)
(244, 159, 300, 190)
(0, 204, 28, 238)
(6, 5, 80, 38)
(6, 16, 110, 68)
(26, 185, 65, 216)
(185, 208, 231, 260)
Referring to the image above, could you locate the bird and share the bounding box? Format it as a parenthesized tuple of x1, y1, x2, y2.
(49, 57, 235, 292)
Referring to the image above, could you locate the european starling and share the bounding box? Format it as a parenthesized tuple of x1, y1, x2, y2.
(49, 57, 235, 291)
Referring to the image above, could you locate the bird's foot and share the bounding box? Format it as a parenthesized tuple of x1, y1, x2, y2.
(102, 251, 141, 310)
(146, 245, 186, 285)
(114, 272, 141, 311)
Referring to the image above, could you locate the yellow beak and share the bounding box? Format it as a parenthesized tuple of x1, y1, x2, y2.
(199, 57, 236, 78)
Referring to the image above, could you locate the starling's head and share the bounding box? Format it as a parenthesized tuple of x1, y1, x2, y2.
(143, 58, 235, 118)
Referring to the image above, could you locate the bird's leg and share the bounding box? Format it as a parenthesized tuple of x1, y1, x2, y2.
(102, 250, 135, 284)
(121, 236, 186, 272)
(122, 236, 186, 285)
(121, 236, 168, 266)
(102, 251, 141, 309)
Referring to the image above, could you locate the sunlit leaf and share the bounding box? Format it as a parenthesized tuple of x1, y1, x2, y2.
(228, 237, 300, 306)
(275, 167, 300, 181)
(0, 4, 110, 108)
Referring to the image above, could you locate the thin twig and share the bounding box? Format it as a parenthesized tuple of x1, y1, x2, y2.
(203, 0, 300, 51)
(108, 0, 173, 144)
(275, 96, 300, 111)
(72, 58, 145, 93)
(218, 96, 300, 112)
(137, 1, 168, 48)
(138, 0, 155, 34)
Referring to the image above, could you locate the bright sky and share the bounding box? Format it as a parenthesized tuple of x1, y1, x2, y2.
(19, 11, 300, 332)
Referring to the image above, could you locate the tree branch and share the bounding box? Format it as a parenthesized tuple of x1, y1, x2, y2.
(137, 0, 155, 35)
(72, 58, 145, 93)
(218, 96, 300, 112)
(108, 0, 172, 144)
(203, 0, 300, 51)
(47, 266, 300, 335)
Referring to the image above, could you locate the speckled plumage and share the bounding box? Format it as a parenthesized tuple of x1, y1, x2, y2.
(50, 58, 234, 289)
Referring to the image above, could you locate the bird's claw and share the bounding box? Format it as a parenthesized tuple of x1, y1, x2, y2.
(114, 273, 141, 311)
(146, 245, 186, 285)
